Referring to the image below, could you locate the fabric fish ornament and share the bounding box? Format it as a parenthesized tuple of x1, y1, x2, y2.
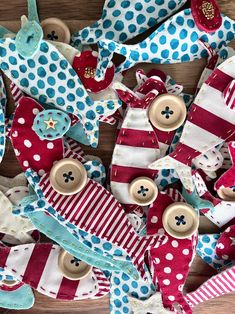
(0, 38, 121, 147)
(110, 77, 163, 212)
(147, 191, 198, 313)
(95, 9, 235, 80)
(72, 0, 187, 46)
(0, 243, 109, 300)
(150, 55, 235, 192)
(197, 234, 234, 271)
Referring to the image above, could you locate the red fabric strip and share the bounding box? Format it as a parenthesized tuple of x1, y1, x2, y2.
(206, 68, 233, 92)
(56, 277, 79, 300)
(188, 104, 234, 140)
(22, 244, 52, 289)
(111, 164, 157, 183)
(117, 128, 159, 149)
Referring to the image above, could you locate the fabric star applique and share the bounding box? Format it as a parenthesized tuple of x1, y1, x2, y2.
(129, 293, 172, 314)
(44, 117, 58, 130)
(230, 237, 235, 246)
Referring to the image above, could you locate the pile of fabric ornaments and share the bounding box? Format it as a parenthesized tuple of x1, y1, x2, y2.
(0, 0, 234, 312)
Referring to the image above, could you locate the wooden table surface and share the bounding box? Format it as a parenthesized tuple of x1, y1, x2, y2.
(0, 0, 234, 313)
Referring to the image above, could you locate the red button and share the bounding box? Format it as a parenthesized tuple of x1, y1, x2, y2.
(72, 50, 115, 93)
(191, 0, 222, 33)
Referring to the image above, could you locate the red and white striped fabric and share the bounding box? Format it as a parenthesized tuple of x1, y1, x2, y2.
(185, 265, 235, 307)
(64, 137, 85, 158)
(0, 243, 109, 300)
(110, 77, 163, 211)
(193, 170, 235, 227)
(147, 192, 197, 313)
(10, 82, 24, 106)
(215, 141, 235, 191)
(150, 56, 235, 192)
(39, 174, 166, 280)
(223, 79, 235, 110)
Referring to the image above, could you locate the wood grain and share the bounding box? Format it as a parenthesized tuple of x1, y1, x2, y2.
(0, 0, 234, 313)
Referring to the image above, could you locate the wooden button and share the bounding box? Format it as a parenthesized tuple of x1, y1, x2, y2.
(58, 250, 92, 280)
(149, 94, 186, 131)
(49, 158, 87, 195)
(162, 202, 199, 239)
(129, 177, 158, 206)
(217, 187, 235, 201)
(41, 18, 70, 44)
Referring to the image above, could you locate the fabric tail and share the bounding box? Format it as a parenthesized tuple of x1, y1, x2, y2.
(124, 233, 167, 280)
(71, 19, 102, 46)
(149, 155, 194, 192)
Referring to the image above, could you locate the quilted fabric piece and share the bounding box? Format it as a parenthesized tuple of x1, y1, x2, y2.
(95, 9, 235, 79)
(0, 38, 121, 147)
(72, 0, 187, 46)
(150, 55, 235, 192)
(0, 243, 108, 300)
(10, 97, 64, 175)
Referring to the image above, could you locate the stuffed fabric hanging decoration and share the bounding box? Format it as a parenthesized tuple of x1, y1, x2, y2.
(0, 38, 121, 147)
(0, 243, 109, 300)
(150, 55, 235, 192)
(95, 8, 235, 80)
(146, 191, 198, 313)
(71, 0, 187, 46)
(216, 225, 235, 261)
(110, 77, 162, 212)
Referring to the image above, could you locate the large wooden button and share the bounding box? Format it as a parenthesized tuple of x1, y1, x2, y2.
(129, 177, 158, 206)
(162, 202, 199, 239)
(41, 18, 71, 44)
(49, 158, 87, 195)
(217, 187, 235, 201)
(149, 94, 186, 131)
(58, 250, 92, 280)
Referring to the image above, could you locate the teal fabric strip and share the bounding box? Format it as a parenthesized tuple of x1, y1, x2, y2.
(0, 284, 34, 309)
(28, 0, 40, 23)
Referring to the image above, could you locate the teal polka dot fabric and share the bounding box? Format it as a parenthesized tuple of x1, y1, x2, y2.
(110, 269, 155, 314)
(95, 9, 235, 79)
(0, 38, 121, 147)
(84, 160, 106, 185)
(197, 234, 235, 271)
(72, 0, 187, 46)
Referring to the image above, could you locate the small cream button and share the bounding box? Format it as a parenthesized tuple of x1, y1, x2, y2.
(49, 158, 87, 195)
(217, 187, 235, 201)
(129, 177, 158, 206)
(41, 18, 71, 44)
(58, 250, 92, 280)
(149, 94, 186, 131)
(162, 202, 199, 239)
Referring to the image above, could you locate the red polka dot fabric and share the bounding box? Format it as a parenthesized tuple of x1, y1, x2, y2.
(147, 192, 197, 313)
(10, 97, 64, 175)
